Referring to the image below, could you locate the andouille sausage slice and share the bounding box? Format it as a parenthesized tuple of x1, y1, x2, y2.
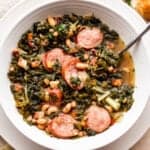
(62, 57, 88, 90)
(77, 28, 103, 49)
(42, 48, 65, 70)
(86, 105, 111, 133)
(47, 114, 78, 138)
(61, 55, 74, 67)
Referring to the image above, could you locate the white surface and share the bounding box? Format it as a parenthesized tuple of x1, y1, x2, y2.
(0, 0, 150, 150)
(0, 101, 150, 150)
(0, 0, 20, 18)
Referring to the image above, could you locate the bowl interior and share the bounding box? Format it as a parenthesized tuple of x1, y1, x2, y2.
(0, 1, 150, 150)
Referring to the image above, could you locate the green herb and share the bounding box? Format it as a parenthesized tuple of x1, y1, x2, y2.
(70, 76, 81, 87)
(57, 24, 67, 32)
(124, 0, 131, 6)
(85, 128, 97, 136)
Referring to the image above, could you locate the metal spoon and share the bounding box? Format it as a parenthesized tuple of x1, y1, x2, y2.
(119, 23, 150, 56)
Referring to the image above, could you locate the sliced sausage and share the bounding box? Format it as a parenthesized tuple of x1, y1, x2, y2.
(42, 48, 65, 70)
(62, 57, 79, 75)
(86, 105, 111, 133)
(62, 57, 88, 90)
(77, 28, 103, 49)
(47, 113, 77, 138)
(46, 88, 63, 106)
(61, 55, 74, 67)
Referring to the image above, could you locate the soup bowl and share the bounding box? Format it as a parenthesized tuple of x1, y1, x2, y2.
(0, 0, 150, 149)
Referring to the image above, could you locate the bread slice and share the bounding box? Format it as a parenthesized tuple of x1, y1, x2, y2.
(136, 0, 150, 21)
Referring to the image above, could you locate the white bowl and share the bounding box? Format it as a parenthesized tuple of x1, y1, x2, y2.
(0, 0, 150, 149)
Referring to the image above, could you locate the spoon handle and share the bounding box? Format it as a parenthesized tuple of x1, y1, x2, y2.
(119, 23, 150, 55)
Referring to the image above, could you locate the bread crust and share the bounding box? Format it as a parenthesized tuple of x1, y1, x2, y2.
(136, 0, 150, 21)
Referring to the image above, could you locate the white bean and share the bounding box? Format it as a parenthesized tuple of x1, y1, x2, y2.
(43, 78, 50, 85)
(17, 57, 27, 70)
(78, 131, 85, 137)
(48, 16, 56, 27)
(9, 66, 15, 72)
(66, 39, 78, 53)
(37, 118, 47, 125)
(76, 62, 89, 70)
(72, 129, 79, 136)
(66, 39, 71, 47)
(81, 120, 86, 127)
(32, 119, 37, 124)
(53, 31, 59, 37)
(37, 124, 45, 130)
(42, 104, 50, 112)
(26, 115, 32, 122)
(34, 111, 44, 119)
(47, 106, 58, 115)
(49, 80, 59, 89)
(71, 101, 77, 108)
(62, 103, 72, 113)
(44, 91, 50, 101)
(104, 105, 113, 113)
(31, 61, 40, 68)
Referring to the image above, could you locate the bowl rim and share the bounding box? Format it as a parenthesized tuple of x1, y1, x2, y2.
(0, 0, 150, 150)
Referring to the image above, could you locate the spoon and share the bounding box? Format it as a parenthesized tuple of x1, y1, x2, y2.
(119, 23, 150, 56)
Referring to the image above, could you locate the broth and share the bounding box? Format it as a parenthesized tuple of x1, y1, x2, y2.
(115, 38, 135, 86)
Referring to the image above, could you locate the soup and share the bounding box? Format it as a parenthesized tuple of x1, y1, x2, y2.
(8, 14, 135, 138)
